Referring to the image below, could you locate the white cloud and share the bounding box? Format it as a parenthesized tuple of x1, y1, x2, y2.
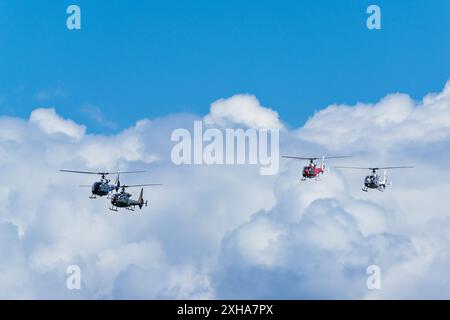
(30, 108, 86, 140)
(1, 82, 450, 299)
(0, 105, 276, 298)
(204, 94, 283, 129)
(299, 80, 450, 150)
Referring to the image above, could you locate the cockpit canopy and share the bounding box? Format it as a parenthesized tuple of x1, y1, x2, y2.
(92, 182, 102, 193)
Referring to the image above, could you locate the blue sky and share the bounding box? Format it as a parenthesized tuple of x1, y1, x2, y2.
(0, 0, 449, 133)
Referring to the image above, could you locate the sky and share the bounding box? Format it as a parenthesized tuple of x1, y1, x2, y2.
(0, 0, 449, 132)
(1, 1, 450, 300)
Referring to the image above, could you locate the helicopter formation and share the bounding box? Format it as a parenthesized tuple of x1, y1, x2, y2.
(59, 154, 411, 214)
(281, 155, 413, 192)
(59, 170, 161, 211)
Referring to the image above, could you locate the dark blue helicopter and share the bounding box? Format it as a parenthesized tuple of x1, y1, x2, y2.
(59, 169, 145, 198)
(110, 184, 162, 212)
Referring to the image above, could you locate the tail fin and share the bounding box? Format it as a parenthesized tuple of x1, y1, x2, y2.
(321, 156, 325, 170)
(115, 173, 121, 191)
(382, 170, 388, 185)
(138, 188, 144, 208)
(384, 170, 392, 187)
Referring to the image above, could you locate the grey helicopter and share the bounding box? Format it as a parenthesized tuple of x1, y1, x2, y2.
(110, 184, 162, 212)
(334, 166, 413, 192)
(59, 169, 145, 198)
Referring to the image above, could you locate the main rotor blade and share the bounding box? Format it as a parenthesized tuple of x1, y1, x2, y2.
(79, 185, 92, 187)
(282, 156, 314, 160)
(121, 184, 162, 188)
(60, 170, 146, 175)
(115, 171, 146, 174)
(60, 170, 102, 175)
(376, 166, 414, 170)
(282, 156, 352, 160)
(333, 166, 371, 170)
(334, 166, 413, 170)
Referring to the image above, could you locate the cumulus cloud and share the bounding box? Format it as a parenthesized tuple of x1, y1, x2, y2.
(298, 80, 450, 151)
(214, 179, 416, 299)
(204, 94, 283, 129)
(1, 83, 450, 299)
(0, 104, 276, 299)
(30, 108, 86, 140)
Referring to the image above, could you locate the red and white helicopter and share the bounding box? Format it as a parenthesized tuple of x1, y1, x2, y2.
(282, 155, 351, 181)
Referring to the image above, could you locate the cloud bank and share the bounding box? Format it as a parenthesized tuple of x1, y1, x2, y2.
(0, 81, 450, 299)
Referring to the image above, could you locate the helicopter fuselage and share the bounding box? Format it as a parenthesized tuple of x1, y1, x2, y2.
(302, 164, 324, 179)
(110, 189, 146, 211)
(363, 173, 386, 191)
(365, 175, 379, 188)
(91, 181, 114, 197)
(111, 192, 135, 207)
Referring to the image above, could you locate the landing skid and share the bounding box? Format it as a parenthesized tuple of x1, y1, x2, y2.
(89, 195, 97, 199)
(109, 206, 142, 212)
(362, 187, 368, 192)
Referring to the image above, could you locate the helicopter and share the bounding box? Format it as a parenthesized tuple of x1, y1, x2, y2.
(282, 155, 351, 181)
(59, 169, 145, 198)
(334, 166, 413, 192)
(109, 184, 162, 212)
